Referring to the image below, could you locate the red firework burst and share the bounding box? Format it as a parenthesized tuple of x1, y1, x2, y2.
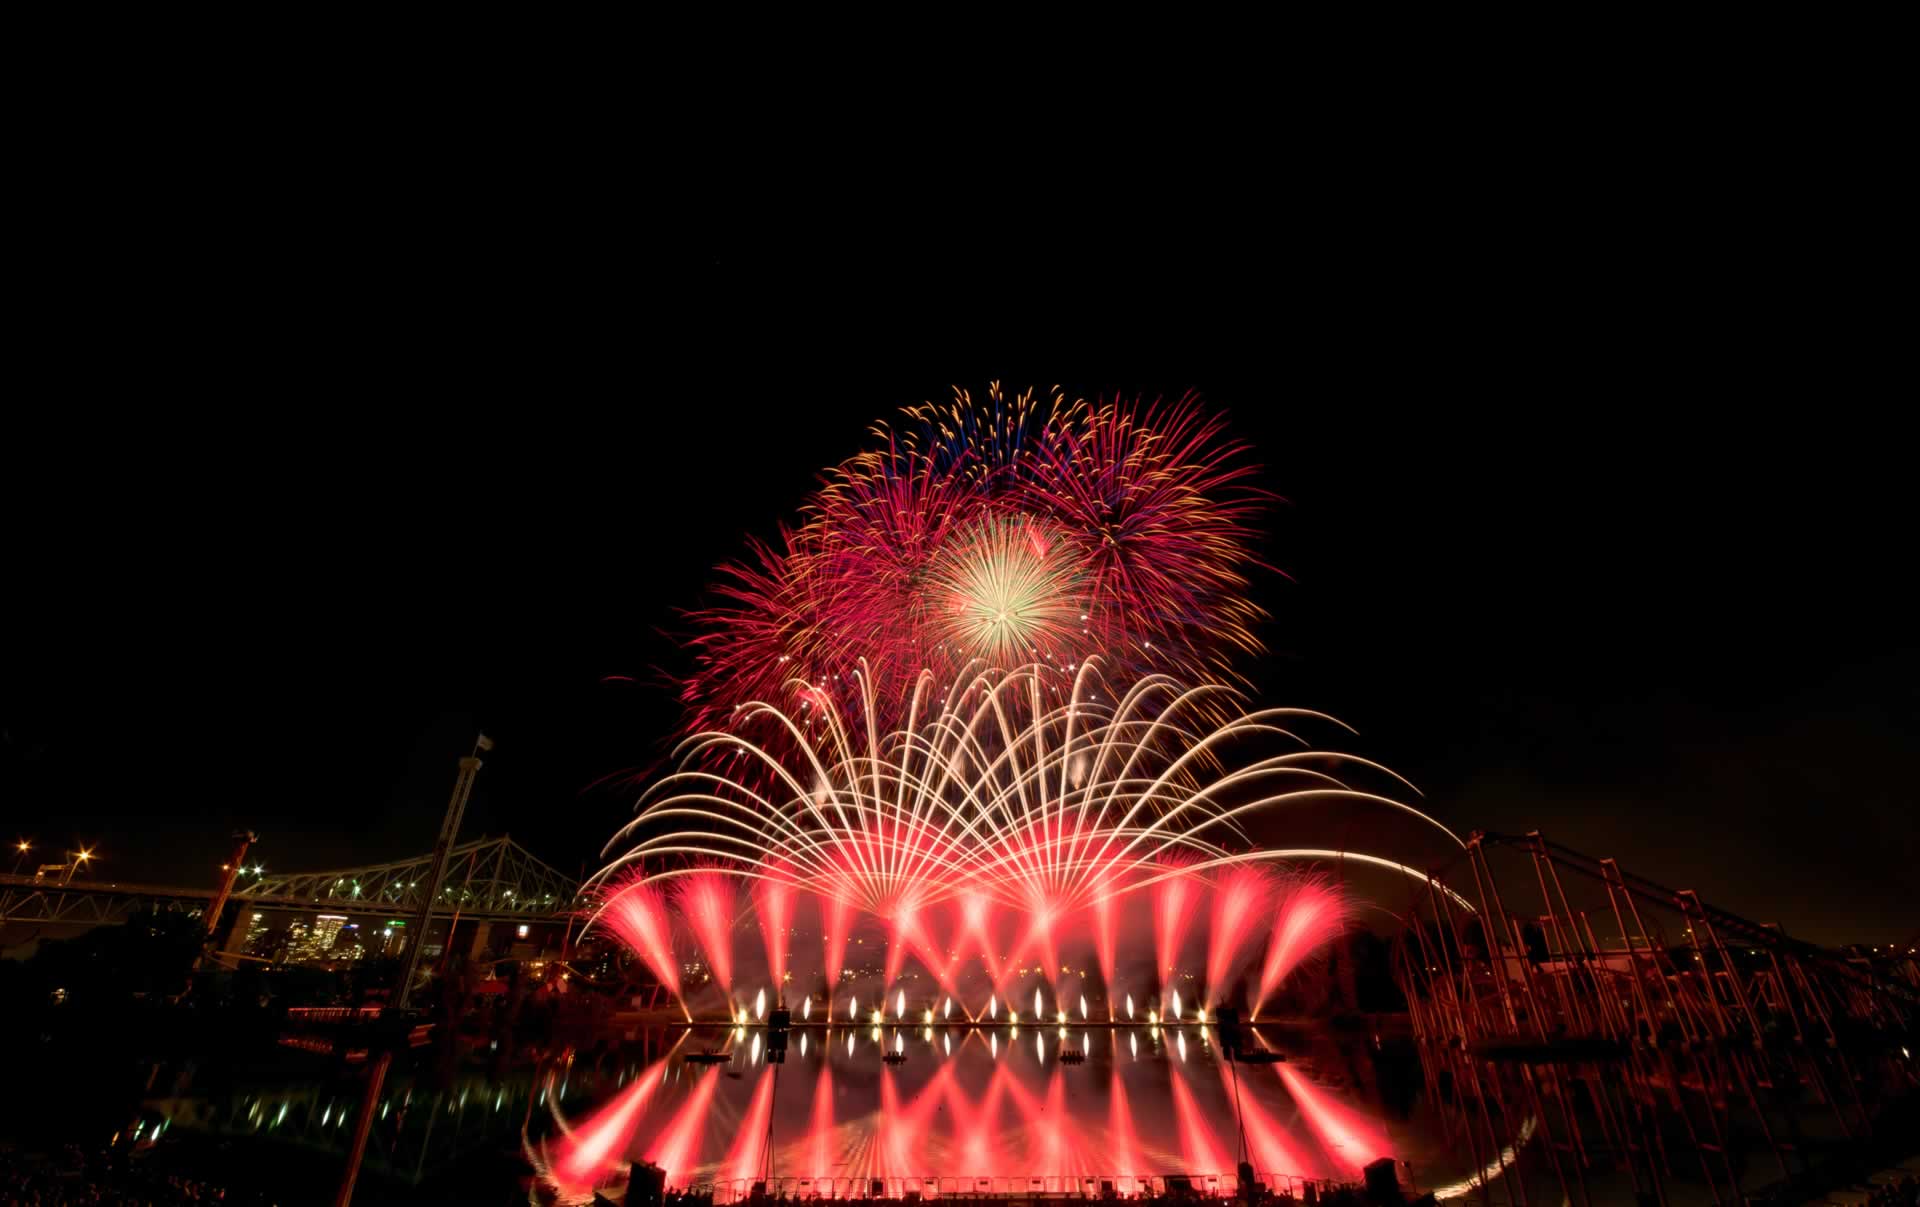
(678, 383, 1271, 740)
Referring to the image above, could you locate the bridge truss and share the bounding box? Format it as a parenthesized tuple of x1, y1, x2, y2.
(240, 835, 580, 920)
(0, 836, 581, 929)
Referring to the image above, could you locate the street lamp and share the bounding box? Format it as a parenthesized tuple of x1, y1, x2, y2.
(10, 840, 29, 877)
(63, 847, 95, 884)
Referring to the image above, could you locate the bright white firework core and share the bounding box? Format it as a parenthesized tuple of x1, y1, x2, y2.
(938, 517, 1079, 665)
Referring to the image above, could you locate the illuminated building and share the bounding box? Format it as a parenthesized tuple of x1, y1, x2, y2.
(282, 920, 311, 963)
(284, 914, 351, 963)
(312, 914, 347, 953)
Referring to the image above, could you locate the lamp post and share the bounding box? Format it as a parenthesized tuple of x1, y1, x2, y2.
(199, 831, 259, 958)
(335, 733, 491, 1207)
(10, 841, 28, 877)
(62, 848, 94, 884)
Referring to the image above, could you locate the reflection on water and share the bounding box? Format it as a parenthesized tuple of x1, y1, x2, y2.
(536, 1025, 1427, 1201)
(145, 1060, 552, 1188)
(135, 1024, 1464, 1201)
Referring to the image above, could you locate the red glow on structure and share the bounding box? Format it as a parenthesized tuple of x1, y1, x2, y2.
(1155, 858, 1202, 980)
(552, 1060, 667, 1189)
(601, 881, 681, 999)
(644, 1066, 723, 1186)
(756, 874, 795, 992)
(722, 1068, 778, 1187)
(1206, 866, 1274, 999)
(675, 871, 738, 998)
(1169, 1061, 1234, 1176)
(821, 893, 853, 990)
(1276, 1065, 1392, 1177)
(1256, 880, 1350, 1015)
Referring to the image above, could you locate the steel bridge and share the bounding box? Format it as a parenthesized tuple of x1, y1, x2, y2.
(0, 835, 581, 930)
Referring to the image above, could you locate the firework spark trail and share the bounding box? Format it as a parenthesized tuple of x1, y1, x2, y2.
(1206, 865, 1277, 1001)
(1225, 1063, 1327, 1183)
(755, 871, 794, 993)
(997, 1064, 1097, 1179)
(1169, 1058, 1235, 1176)
(951, 1059, 1016, 1176)
(599, 880, 680, 1000)
(1106, 1067, 1153, 1178)
(1276, 1064, 1393, 1177)
(644, 1066, 723, 1187)
(674, 870, 737, 999)
(953, 888, 1004, 987)
(875, 1060, 959, 1182)
(603, 665, 1457, 902)
(821, 892, 854, 991)
(1255, 878, 1354, 1016)
(722, 1068, 778, 1187)
(550, 1059, 668, 1190)
(1091, 883, 1121, 1013)
(1153, 854, 1203, 983)
(803, 1063, 836, 1180)
(594, 665, 1462, 1005)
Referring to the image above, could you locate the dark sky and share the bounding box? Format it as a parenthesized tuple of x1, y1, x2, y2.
(6, 235, 1913, 948)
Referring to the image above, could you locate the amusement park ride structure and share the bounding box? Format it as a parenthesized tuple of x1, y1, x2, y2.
(1393, 831, 1918, 1205)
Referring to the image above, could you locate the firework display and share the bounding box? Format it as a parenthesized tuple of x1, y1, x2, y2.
(557, 387, 1458, 1196)
(679, 384, 1269, 738)
(596, 661, 1458, 1020)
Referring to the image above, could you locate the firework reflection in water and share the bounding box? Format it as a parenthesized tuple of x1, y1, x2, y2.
(539, 1025, 1406, 1195)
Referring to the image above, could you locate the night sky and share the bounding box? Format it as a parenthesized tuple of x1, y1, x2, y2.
(6, 243, 1913, 948)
